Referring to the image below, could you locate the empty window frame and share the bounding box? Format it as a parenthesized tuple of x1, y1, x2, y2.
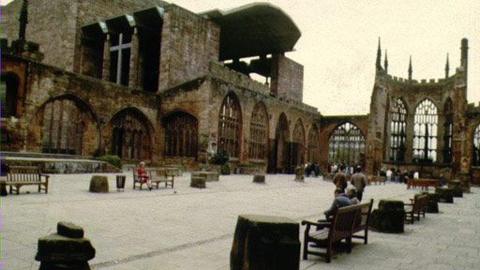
(328, 122, 365, 166)
(249, 102, 268, 160)
(218, 93, 242, 158)
(389, 99, 407, 162)
(413, 99, 438, 162)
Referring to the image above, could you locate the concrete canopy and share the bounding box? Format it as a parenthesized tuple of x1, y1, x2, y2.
(202, 3, 301, 61)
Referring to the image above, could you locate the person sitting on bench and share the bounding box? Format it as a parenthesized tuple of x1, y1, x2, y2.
(324, 188, 353, 220)
(137, 161, 152, 191)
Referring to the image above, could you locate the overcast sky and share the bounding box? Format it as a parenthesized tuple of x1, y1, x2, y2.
(1, 0, 479, 115)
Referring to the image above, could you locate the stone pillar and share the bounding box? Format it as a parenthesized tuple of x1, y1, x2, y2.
(101, 34, 111, 81)
(129, 27, 140, 88)
(35, 222, 95, 270)
(230, 214, 300, 270)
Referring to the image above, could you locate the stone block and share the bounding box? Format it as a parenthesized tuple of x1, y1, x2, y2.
(448, 180, 463, 197)
(294, 166, 304, 182)
(230, 214, 300, 270)
(36, 234, 95, 263)
(253, 175, 265, 184)
(190, 176, 206, 188)
(57, 222, 84, 238)
(89, 176, 109, 193)
(370, 200, 405, 233)
(421, 192, 440, 213)
(435, 187, 454, 203)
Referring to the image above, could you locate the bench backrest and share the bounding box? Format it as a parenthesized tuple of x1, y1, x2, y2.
(329, 204, 362, 242)
(7, 166, 42, 182)
(353, 199, 374, 230)
(413, 195, 428, 211)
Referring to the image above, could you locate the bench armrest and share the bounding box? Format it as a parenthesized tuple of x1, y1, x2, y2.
(40, 174, 50, 180)
(404, 203, 413, 206)
(301, 220, 331, 227)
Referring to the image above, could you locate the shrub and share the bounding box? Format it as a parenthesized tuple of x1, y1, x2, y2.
(221, 164, 231, 175)
(210, 150, 229, 165)
(97, 155, 122, 169)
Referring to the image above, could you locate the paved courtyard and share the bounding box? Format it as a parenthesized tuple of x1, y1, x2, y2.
(1, 172, 479, 270)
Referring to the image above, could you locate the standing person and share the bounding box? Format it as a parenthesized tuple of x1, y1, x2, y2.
(333, 166, 347, 193)
(137, 161, 152, 191)
(386, 168, 393, 182)
(351, 166, 367, 201)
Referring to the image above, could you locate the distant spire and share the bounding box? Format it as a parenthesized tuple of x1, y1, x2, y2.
(445, 53, 450, 78)
(408, 56, 413, 80)
(376, 37, 382, 70)
(18, 0, 29, 41)
(384, 50, 389, 74)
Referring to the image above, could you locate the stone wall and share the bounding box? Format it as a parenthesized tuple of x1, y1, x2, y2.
(271, 54, 304, 103)
(158, 5, 220, 92)
(1, 0, 169, 72)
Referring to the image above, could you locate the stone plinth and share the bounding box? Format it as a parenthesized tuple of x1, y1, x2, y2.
(89, 176, 109, 193)
(370, 200, 405, 233)
(422, 192, 440, 213)
(448, 180, 463, 197)
(36, 222, 95, 270)
(230, 214, 300, 270)
(435, 187, 454, 203)
(190, 176, 206, 188)
(294, 166, 304, 182)
(253, 175, 265, 184)
(192, 171, 219, 182)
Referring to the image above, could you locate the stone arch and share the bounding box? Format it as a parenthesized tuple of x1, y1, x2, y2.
(271, 112, 290, 173)
(109, 107, 153, 161)
(218, 92, 242, 158)
(0, 72, 20, 117)
(162, 111, 198, 158)
(36, 94, 100, 155)
(292, 118, 306, 166)
(328, 121, 366, 167)
(249, 101, 269, 160)
(307, 123, 320, 163)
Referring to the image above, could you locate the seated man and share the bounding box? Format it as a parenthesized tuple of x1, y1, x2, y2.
(324, 188, 353, 220)
(346, 187, 360, 205)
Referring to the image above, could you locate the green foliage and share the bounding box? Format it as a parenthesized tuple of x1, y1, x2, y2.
(221, 164, 231, 175)
(210, 150, 229, 165)
(97, 155, 122, 168)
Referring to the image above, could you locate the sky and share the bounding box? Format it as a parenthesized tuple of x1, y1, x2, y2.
(1, 0, 479, 116)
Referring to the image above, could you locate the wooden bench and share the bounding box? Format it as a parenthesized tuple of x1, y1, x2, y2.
(6, 166, 49, 194)
(352, 199, 374, 244)
(133, 168, 174, 190)
(407, 178, 439, 190)
(404, 194, 428, 224)
(301, 204, 362, 263)
(368, 175, 386, 185)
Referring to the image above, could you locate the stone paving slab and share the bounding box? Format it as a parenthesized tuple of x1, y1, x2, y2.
(1, 172, 479, 269)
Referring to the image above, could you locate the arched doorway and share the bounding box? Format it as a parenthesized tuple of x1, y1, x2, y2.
(273, 113, 289, 173)
(292, 118, 306, 166)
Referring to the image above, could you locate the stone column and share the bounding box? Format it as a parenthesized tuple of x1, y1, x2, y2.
(129, 27, 140, 88)
(101, 34, 111, 81)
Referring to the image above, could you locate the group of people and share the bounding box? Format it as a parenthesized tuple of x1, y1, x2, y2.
(304, 162, 322, 177)
(324, 166, 367, 219)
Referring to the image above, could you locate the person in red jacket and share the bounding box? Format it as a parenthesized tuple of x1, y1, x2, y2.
(137, 161, 152, 190)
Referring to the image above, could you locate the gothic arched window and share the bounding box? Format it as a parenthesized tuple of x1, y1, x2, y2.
(443, 99, 453, 163)
(413, 99, 438, 162)
(473, 125, 480, 166)
(42, 98, 86, 154)
(218, 93, 242, 158)
(389, 98, 407, 162)
(249, 102, 268, 160)
(164, 112, 198, 158)
(328, 122, 365, 166)
(111, 109, 151, 160)
(308, 125, 320, 163)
